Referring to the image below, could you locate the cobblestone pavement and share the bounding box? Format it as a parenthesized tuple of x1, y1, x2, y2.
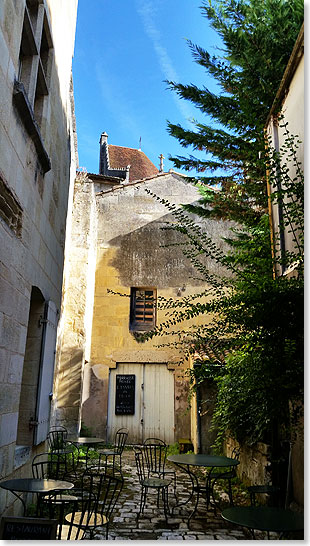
(93, 449, 255, 541)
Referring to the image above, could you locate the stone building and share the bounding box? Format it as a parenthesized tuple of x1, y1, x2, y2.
(53, 133, 234, 445)
(0, 0, 78, 516)
(265, 23, 304, 279)
(265, 23, 304, 507)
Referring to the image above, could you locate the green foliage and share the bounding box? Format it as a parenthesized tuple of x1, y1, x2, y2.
(167, 443, 180, 456)
(80, 421, 93, 438)
(167, 0, 303, 224)
(106, 1, 304, 451)
(159, 0, 304, 450)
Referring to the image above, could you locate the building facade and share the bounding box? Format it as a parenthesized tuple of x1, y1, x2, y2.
(265, 24, 304, 506)
(53, 134, 235, 446)
(265, 24, 304, 278)
(0, 0, 78, 516)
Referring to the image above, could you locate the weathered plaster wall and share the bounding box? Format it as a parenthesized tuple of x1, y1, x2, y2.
(0, 0, 77, 516)
(265, 42, 304, 506)
(53, 176, 97, 434)
(81, 173, 234, 440)
(225, 437, 270, 487)
(266, 55, 304, 274)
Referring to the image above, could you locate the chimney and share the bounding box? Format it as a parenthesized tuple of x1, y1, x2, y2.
(99, 132, 109, 174)
(100, 132, 108, 145)
(159, 153, 164, 172)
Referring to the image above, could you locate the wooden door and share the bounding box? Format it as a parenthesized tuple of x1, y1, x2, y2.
(107, 363, 175, 444)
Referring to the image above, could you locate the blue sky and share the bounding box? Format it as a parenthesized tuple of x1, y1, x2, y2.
(72, 0, 222, 175)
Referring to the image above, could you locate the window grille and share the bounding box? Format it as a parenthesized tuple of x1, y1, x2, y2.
(130, 288, 156, 331)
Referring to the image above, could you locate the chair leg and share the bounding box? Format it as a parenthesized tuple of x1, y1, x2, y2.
(157, 489, 160, 508)
(211, 480, 218, 514)
(163, 487, 170, 521)
(228, 479, 234, 505)
(142, 487, 148, 513)
(173, 474, 177, 501)
(138, 488, 145, 518)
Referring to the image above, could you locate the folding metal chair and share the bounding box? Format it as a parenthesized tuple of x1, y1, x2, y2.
(134, 446, 171, 521)
(64, 468, 123, 539)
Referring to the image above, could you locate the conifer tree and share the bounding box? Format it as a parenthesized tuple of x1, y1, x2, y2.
(167, 0, 304, 225)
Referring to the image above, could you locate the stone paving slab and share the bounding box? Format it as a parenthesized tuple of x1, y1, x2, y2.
(93, 449, 253, 540)
(89, 449, 303, 541)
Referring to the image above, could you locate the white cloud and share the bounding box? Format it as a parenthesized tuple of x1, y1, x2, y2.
(136, 0, 194, 128)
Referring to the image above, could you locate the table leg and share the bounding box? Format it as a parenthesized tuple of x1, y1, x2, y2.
(170, 463, 200, 524)
(7, 490, 27, 515)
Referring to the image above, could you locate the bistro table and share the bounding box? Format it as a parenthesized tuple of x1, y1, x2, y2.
(0, 478, 74, 516)
(167, 453, 240, 523)
(66, 437, 106, 467)
(222, 506, 304, 539)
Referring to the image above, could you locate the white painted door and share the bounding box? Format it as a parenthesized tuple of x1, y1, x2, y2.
(107, 363, 175, 444)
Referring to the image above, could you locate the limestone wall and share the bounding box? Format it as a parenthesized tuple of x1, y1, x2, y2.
(55, 172, 235, 442)
(0, 0, 77, 516)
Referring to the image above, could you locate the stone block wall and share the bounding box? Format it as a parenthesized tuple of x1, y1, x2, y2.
(0, 0, 77, 517)
(54, 172, 236, 443)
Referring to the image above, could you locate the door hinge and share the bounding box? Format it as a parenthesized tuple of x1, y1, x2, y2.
(29, 419, 39, 427)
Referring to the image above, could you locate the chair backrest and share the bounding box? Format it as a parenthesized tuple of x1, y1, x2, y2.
(231, 447, 240, 461)
(47, 429, 67, 452)
(32, 453, 51, 479)
(114, 428, 128, 455)
(229, 447, 240, 472)
(49, 425, 67, 433)
(32, 452, 62, 480)
(32, 451, 74, 480)
(133, 446, 147, 483)
(80, 468, 124, 521)
(143, 438, 167, 475)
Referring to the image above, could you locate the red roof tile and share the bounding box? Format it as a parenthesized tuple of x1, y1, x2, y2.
(108, 145, 158, 182)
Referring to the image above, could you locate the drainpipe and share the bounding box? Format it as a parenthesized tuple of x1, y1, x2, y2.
(193, 362, 202, 454)
(285, 441, 293, 509)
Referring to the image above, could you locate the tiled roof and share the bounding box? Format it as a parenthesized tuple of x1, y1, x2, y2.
(108, 145, 158, 183)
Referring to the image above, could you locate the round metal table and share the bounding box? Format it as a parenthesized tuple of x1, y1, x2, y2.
(0, 478, 74, 515)
(222, 506, 304, 539)
(67, 437, 106, 467)
(167, 454, 239, 523)
(67, 437, 105, 445)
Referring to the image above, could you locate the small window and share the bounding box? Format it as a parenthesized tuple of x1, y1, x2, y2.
(130, 288, 156, 331)
(13, 1, 53, 173)
(17, 2, 53, 118)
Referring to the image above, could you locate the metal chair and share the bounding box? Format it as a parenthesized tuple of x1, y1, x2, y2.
(64, 468, 124, 539)
(209, 447, 240, 509)
(248, 484, 281, 506)
(47, 428, 77, 478)
(47, 428, 74, 453)
(134, 446, 171, 521)
(32, 452, 78, 537)
(97, 428, 128, 472)
(143, 438, 177, 500)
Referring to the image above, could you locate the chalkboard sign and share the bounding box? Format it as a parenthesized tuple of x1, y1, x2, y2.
(0, 516, 57, 540)
(115, 374, 135, 415)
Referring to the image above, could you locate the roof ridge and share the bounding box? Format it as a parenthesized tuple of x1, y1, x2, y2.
(108, 144, 145, 152)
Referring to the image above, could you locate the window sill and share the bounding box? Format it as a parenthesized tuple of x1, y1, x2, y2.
(14, 445, 31, 469)
(13, 80, 51, 173)
(130, 324, 155, 333)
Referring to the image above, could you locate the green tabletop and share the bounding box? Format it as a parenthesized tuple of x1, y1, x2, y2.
(222, 506, 304, 533)
(0, 478, 73, 494)
(167, 453, 239, 468)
